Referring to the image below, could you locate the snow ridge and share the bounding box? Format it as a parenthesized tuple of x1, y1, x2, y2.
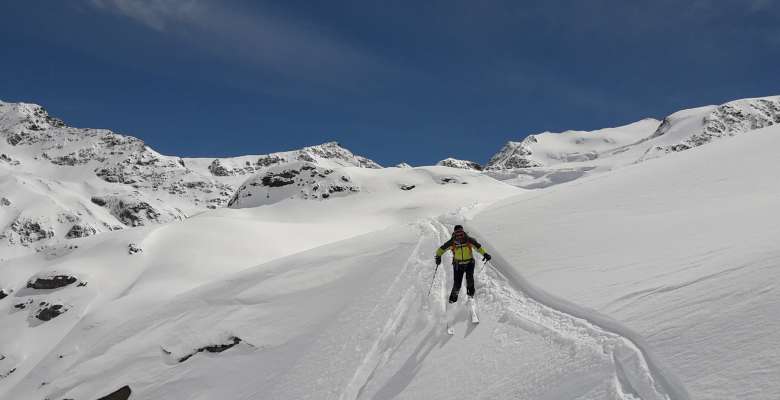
(465, 223, 690, 400)
(336, 215, 687, 400)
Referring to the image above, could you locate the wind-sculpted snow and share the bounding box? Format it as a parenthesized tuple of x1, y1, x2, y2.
(473, 124, 780, 399)
(339, 217, 684, 400)
(464, 222, 687, 400)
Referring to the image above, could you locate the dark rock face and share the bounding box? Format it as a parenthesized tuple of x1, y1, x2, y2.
(14, 300, 31, 310)
(176, 336, 242, 363)
(35, 303, 66, 321)
(261, 169, 300, 187)
(0, 197, 10, 207)
(97, 385, 132, 400)
(0, 153, 20, 166)
(90, 196, 107, 206)
(0, 290, 7, 300)
(7, 219, 55, 245)
(65, 224, 97, 239)
(437, 158, 484, 171)
(128, 243, 143, 255)
(486, 139, 542, 170)
(91, 195, 183, 227)
(27, 275, 78, 290)
(256, 155, 284, 167)
(208, 159, 232, 176)
(117, 201, 160, 227)
(400, 184, 416, 191)
(49, 147, 102, 166)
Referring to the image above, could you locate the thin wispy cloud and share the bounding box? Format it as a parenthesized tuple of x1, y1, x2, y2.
(90, 0, 200, 31)
(88, 0, 388, 89)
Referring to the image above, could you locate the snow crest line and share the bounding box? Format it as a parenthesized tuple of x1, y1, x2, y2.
(465, 223, 690, 400)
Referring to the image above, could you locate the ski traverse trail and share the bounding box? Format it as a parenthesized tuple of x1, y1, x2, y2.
(339, 216, 687, 400)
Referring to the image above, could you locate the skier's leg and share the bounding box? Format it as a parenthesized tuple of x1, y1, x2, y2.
(449, 264, 464, 303)
(465, 260, 476, 298)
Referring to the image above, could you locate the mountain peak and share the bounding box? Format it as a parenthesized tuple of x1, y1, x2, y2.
(436, 157, 483, 171)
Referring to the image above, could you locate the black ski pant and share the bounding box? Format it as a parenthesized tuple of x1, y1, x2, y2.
(449, 260, 475, 303)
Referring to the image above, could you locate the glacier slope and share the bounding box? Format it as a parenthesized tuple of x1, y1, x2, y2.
(472, 123, 780, 400)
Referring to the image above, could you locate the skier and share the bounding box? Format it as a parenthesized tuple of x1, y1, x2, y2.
(435, 225, 491, 304)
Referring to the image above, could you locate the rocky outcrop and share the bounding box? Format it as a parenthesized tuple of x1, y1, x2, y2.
(65, 224, 98, 239)
(27, 274, 78, 290)
(486, 137, 542, 170)
(163, 336, 243, 363)
(35, 303, 67, 321)
(97, 385, 132, 400)
(643, 96, 780, 158)
(0, 101, 382, 242)
(228, 162, 360, 208)
(436, 158, 483, 171)
(0, 153, 20, 166)
(296, 142, 382, 169)
(91, 194, 185, 227)
(1, 217, 55, 246)
(208, 159, 232, 176)
(128, 243, 143, 255)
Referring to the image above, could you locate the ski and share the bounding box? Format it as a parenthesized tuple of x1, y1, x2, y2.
(469, 297, 479, 324)
(445, 301, 456, 335)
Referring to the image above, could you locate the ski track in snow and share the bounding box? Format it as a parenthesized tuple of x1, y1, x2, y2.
(340, 214, 684, 400)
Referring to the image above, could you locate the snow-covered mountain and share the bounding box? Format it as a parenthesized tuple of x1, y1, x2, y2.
(485, 95, 780, 189)
(435, 157, 483, 171)
(0, 101, 381, 259)
(1, 95, 779, 400)
(486, 118, 661, 169)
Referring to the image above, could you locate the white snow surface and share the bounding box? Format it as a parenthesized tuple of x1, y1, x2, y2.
(487, 95, 780, 189)
(472, 123, 780, 400)
(1, 96, 779, 400)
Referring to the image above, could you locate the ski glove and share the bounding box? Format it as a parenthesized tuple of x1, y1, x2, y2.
(482, 253, 492, 262)
(435, 256, 442, 265)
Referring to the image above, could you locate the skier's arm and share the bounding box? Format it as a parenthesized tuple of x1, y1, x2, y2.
(469, 237, 491, 260)
(468, 237, 487, 255)
(435, 238, 453, 257)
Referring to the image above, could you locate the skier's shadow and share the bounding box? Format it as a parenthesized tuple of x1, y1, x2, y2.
(464, 315, 478, 337)
(370, 326, 451, 400)
(451, 304, 478, 338)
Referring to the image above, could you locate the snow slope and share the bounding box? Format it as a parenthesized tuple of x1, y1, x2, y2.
(0, 166, 528, 399)
(471, 123, 780, 400)
(487, 95, 780, 189)
(0, 159, 686, 399)
(2, 95, 779, 399)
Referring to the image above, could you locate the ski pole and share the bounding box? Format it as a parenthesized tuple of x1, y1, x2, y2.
(479, 259, 491, 274)
(427, 263, 440, 297)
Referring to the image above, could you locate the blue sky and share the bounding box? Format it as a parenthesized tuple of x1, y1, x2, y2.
(2, 1, 779, 166)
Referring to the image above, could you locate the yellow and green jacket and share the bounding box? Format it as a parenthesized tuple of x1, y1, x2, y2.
(436, 235, 487, 263)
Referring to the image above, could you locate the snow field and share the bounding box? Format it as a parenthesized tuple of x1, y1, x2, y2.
(472, 124, 780, 399)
